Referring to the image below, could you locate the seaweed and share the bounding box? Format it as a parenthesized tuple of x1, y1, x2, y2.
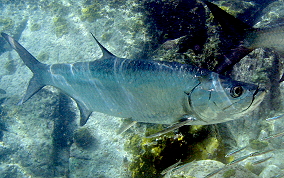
(126, 125, 229, 177)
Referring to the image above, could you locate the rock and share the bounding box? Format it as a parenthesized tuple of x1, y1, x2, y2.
(164, 160, 259, 178)
(259, 165, 281, 178)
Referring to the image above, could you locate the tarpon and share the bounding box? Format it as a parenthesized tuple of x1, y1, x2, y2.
(204, 1, 284, 77)
(1, 32, 266, 126)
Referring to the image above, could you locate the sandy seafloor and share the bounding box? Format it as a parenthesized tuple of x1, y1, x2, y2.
(0, 0, 284, 178)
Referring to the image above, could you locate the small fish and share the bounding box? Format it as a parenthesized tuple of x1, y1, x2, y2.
(249, 149, 274, 157)
(116, 120, 137, 134)
(225, 146, 247, 157)
(261, 131, 284, 141)
(160, 159, 182, 175)
(271, 174, 284, 178)
(204, 166, 225, 178)
(227, 154, 251, 166)
(146, 117, 195, 138)
(266, 114, 284, 121)
(252, 156, 272, 165)
(170, 160, 197, 174)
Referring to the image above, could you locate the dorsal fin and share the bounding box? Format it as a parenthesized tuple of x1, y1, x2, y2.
(203, 1, 254, 74)
(90, 33, 115, 60)
(204, 1, 253, 33)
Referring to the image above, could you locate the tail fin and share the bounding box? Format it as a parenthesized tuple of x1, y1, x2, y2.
(1, 33, 47, 104)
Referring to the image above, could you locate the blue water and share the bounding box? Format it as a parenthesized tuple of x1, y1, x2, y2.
(0, 0, 283, 177)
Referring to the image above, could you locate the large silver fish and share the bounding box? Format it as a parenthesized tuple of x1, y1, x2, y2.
(1, 32, 266, 126)
(205, 1, 284, 75)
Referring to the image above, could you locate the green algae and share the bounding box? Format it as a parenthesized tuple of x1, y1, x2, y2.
(30, 23, 41, 31)
(44, 2, 69, 16)
(0, 17, 14, 32)
(251, 67, 270, 84)
(249, 139, 269, 150)
(125, 125, 229, 177)
(245, 162, 262, 175)
(80, 4, 102, 23)
(37, 51, 49, 62)
(53, 16, 69, 37)
(223, 169, 236, 178)
(101, 32, 113, 42)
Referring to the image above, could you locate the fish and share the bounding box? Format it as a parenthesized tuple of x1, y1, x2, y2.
(260, 131, 284, 141)
(272, 173, 284, 178)
(225, 146, 247, 157)
(252, 156, 272, 165)
(266, 114, 284, 121)
(226, 154, 252, 166)
(1, 32, 266, 127)
(204, 166, 225, 178)
(204, 1, 284, 77)
(249, 149, 274, 157)
(169, 160, 197, 175)
(1, 32, 267, 127)
(160, 159, 182, 175)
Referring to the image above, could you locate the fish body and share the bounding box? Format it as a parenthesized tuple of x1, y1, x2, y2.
(1, 33, 266, 126)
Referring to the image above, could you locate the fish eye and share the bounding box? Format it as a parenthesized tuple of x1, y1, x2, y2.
(230, 86, 243, 98)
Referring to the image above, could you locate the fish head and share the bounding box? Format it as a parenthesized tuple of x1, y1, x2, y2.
(189, 73, 266, 124)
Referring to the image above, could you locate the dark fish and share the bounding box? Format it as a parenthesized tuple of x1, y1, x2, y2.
(205, 1, 284, 77)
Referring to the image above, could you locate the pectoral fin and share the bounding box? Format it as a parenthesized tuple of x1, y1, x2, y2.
(146, 117, 196, 138)
(117, 119, 137, 134)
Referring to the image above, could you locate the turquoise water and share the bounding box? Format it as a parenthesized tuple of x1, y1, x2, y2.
(0, 0, 283, 177)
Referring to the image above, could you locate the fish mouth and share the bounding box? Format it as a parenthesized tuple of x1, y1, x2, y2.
(244, 86, 267, 112)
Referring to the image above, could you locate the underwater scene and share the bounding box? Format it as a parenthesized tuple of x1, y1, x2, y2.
(0, 0, 284, 177)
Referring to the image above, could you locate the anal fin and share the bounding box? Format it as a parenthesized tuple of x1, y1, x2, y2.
(76, 101, 92, 126)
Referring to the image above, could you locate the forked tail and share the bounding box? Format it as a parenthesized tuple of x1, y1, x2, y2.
(1, 33, 48, 104)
